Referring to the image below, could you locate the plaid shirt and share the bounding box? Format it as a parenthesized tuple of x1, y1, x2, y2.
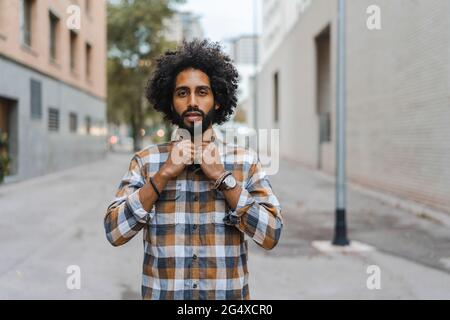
(104, 129, 283, 300)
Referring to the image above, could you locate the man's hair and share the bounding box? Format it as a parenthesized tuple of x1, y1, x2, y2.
(145, 39, 239, 125)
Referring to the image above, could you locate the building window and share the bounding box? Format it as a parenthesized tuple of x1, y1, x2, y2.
(85, 116, 91, 135)
(20, 0, 34, 47)
(85, 43, 92, 80)
(316, 25, 331, 143)
(48, 108, 60, 131)
(0, 97, 19, 176)
(70, 30, 78, 71)
(30, 79, 42, 119)
(273, 71, 279, 123)
(69, 112, 78, 133)
(49, 12, 60, 62)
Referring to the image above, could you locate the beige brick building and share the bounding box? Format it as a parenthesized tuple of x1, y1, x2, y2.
(257, 0, 450, 213)
(0, 0, 107, 181)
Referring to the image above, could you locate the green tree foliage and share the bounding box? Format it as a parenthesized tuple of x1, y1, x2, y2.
(107, 0, 183, 151)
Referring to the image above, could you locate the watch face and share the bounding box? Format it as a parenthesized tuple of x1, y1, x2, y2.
(224, 175, 237, 189)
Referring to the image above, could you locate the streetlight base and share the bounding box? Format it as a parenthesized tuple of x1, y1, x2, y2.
(332, 208, 350, 246)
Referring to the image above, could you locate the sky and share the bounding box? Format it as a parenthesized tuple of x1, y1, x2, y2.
(176, 0, 263, 43)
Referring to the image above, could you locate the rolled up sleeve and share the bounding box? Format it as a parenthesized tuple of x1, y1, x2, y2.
(104, 155, 155, 246)
(224, 159, 283, 250)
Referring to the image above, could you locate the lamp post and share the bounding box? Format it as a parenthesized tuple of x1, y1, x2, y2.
(333, 0, 350, 246)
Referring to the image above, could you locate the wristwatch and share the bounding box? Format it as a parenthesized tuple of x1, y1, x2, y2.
(218, 174, 237, 191)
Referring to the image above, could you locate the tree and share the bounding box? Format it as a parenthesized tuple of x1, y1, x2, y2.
(107, 0, 183, 151)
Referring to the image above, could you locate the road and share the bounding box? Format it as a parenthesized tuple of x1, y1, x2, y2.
(0, 152, 449, 299)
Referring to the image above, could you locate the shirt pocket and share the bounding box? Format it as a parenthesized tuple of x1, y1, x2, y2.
(158, 180, 181, 202)
(153, 180, 181, 221)
(149, 181, 181, 246)
(211, 189, 229, 217)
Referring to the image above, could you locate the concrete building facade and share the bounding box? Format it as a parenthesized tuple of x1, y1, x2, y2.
(229, 35, 259, 66)
(0, 0, 107, 182)
(257, 0, 450, 213)
(227, 35, 260, 128)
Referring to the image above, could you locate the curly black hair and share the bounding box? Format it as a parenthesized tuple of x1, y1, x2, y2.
(145, 39, 239, 126)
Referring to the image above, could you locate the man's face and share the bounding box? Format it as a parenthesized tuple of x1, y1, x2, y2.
(172, 68, 219, 135)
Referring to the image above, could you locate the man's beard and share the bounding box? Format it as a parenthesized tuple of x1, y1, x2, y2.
(172, 105, 217, 139)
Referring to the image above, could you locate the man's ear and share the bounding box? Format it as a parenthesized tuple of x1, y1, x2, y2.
(215, 103, 220, 110)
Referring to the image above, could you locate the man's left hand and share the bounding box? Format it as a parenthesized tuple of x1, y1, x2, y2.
(197, 142, 226, 182)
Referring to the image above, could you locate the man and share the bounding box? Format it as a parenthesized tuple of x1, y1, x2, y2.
(104, 40, 283, 300)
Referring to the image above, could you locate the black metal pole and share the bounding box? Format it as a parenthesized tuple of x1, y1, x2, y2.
(333, 0, 349, 246)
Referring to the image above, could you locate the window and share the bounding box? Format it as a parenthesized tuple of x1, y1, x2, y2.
(0, 97, 18, 176)
(85, 43, 92, 80)
(315, 25, 331, 143)
(48, 108, 59, 131)
(20, 0, 34, 47)
(85, 116, 91, 135)
(273, 71, 279, 123)
(69, 112, 78, 133)
(70, 30, 78, 71)
(30, 79, 42, 119)
(49, 12, 60, 62)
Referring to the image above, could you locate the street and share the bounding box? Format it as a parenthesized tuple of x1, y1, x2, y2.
(0, 152, 449, 299)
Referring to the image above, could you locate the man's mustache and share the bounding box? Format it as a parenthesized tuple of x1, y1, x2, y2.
(181, 107, 205, 118)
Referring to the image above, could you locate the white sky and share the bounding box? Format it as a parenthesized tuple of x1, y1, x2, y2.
(176, 0, 263, 43)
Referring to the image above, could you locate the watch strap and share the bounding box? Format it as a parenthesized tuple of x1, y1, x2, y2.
(213, 171, 232, 190)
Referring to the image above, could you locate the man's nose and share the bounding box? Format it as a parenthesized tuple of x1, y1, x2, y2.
(188, 92, 198, 107)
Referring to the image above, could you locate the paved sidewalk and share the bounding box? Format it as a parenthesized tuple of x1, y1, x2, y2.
(0, 152, 142, 299)
(249, 159, 450, 299)
(0, 152, 449, 299)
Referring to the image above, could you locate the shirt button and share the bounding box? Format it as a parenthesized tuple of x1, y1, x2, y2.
(193, 284, 198, 289)
(193, 195, 198, 201)
(193, 254, 197, 260)
(193, 224, 198, 230)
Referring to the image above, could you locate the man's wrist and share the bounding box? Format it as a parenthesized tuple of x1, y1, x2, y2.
(213, 171, 231, 190)
(157, 167, 171, 182)
(211, 169, 227, 182)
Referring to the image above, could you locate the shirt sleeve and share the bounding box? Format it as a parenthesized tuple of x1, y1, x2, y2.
(104, 154, 155, 246)
(223, 158, 283, 250)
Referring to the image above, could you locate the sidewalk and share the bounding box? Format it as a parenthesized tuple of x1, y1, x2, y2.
(0, 152, 142, 299)
(249, 159, 450, 299)
(0, 153, 449, 299)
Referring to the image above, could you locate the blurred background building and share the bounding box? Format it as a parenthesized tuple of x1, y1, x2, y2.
(164, 11, 204, 44)
(227, 34, 260, 129)
(0, 0, 107, 182)
(257, 0, 450, 213)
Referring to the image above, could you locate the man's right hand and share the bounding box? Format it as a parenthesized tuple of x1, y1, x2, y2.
(139, 140, 194, 211)
(159, 140, 195, 180)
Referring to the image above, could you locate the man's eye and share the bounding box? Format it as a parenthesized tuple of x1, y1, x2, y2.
(178, 91, 187, 97)
(199, 90, 208, 95)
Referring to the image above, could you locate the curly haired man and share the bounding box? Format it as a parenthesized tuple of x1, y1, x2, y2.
(104, 40, 283, 300)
